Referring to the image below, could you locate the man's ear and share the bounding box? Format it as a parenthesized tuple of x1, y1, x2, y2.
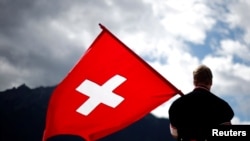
(193, 80, 197, 87)
(169, 124, 178, 139)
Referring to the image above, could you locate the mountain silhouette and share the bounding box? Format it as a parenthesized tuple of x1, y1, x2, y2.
(0, 84, 175, 141)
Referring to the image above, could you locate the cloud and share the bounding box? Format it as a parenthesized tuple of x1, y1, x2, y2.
(0, 13, 83, 89)
(218, 40, 250, 62)
(232, 117, 250, 125)
(0, 0, 87, 89)
(148, 0, 216, 44)
(223, 0, 250, 44)
(202, 55, 250, 95)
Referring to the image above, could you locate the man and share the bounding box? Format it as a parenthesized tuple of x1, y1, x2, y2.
(168, 65, 234, 141)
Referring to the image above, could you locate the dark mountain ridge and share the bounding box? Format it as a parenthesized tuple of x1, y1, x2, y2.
(0, 84, 174, 141)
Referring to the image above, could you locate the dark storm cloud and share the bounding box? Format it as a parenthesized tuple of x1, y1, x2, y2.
(0, 0, 87, 90)
(0, 0, 68, 34)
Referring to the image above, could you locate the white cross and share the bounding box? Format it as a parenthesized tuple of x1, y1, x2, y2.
(76, 74, 126, 116)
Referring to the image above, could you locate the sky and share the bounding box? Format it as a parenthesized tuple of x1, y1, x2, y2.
(0, 0, 250, 124)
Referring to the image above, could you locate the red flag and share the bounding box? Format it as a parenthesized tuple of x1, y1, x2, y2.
(43, 24, 182, 141)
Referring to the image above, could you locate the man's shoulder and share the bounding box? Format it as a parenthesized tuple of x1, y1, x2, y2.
(205, 91, 229, 104)
(172, 89, 223, 106)
(171, 93, 192, 106)
(175, 91, 197, 101)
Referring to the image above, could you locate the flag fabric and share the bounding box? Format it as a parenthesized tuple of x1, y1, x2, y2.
(43, 24, 182, 141)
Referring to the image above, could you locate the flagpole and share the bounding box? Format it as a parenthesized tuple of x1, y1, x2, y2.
(99, 23, 184, 97)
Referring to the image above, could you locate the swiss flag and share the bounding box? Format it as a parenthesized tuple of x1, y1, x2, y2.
(43, 24, 182, 141)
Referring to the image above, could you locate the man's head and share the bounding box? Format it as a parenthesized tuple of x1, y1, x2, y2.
(193, 65, 213, 89)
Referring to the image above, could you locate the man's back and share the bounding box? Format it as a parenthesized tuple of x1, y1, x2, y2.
(169, 87, 234, 140)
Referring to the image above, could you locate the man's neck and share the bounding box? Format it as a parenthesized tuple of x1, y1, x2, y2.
(195, 84, 210, 91)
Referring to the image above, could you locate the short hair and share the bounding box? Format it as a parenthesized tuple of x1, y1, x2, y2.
(193, 65, 213, 85)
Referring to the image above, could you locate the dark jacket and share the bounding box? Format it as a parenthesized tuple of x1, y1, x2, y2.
(169, 87, 234, 140)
